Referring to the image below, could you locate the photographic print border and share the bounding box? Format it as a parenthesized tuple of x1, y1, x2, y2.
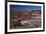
(5, 1, 45, 33)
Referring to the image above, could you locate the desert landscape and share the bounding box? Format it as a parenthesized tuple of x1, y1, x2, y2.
(10, 10, 41, 29)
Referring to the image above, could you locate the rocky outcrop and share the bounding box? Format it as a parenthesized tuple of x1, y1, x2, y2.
(10, 10, 41, 29)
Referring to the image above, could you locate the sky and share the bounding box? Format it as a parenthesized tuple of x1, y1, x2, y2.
(10, 5, 41, 11)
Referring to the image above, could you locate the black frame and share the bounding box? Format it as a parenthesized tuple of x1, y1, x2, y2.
(5, 1, 45, 34)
